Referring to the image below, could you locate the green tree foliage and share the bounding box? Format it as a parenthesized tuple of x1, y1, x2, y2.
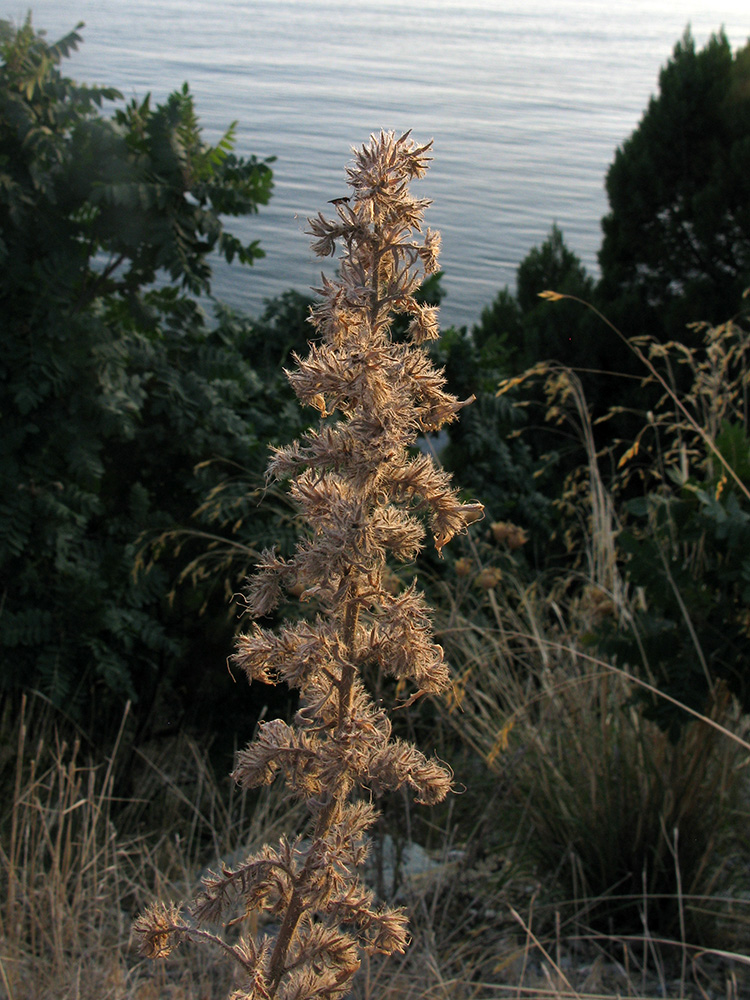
(0, 18, 281, 730)
(473, 225, 596, 377)
(514, 224, 597, 370)
(154, 293, 317, 599)
(599, 28, 750, 335)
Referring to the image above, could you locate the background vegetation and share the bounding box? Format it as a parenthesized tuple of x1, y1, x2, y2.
(1, 16, 750, 999)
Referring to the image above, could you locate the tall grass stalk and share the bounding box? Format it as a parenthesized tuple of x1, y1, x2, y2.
(0, 696, 130, 996)
(537, 291, 750, 504)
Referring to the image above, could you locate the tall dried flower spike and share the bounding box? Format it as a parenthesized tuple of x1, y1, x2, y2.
(134, 130, 483, 1000)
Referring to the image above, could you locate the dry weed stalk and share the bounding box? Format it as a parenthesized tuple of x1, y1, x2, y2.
(134, 130, 483, 999)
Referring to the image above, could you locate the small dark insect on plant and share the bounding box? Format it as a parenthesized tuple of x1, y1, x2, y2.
(134, 129, 483, 1000)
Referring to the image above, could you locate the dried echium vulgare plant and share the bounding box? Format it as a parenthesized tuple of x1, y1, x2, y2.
(134, 130, 484, 1000)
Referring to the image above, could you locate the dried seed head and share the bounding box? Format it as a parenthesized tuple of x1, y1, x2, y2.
(475, 566, 503, 590)
(490, 520, 528, 549)
(132, 901, 186, 959)
(136, 131, 483, 1000)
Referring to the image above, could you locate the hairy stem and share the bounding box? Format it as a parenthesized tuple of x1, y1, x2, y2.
(337, 595, 360, 732)
(267, 589, 361, 995)
(267, 892, 304, 996)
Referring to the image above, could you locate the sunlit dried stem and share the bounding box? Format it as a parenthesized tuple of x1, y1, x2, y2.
(135, 129, 483, 1000)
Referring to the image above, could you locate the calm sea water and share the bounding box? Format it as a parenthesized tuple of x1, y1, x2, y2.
(13, 0, 750, 328)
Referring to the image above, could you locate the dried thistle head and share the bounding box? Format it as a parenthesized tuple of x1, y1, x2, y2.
(490, 520, 528, 550)
(135, 130, 483, 1000)
(133, 901, 186, 960)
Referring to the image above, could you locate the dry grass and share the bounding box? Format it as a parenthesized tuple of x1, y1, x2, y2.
(1, 683, 748, 999)
(0, 694, 303, 999)
(436, 572, 750, 990)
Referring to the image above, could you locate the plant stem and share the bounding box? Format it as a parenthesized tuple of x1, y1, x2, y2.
(338, 595, 360, 733)
(267, 889, 304, 996)
(266, 589, 361, 995)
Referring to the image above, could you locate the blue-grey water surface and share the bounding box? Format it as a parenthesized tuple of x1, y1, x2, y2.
(13, 0, 750, 327)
